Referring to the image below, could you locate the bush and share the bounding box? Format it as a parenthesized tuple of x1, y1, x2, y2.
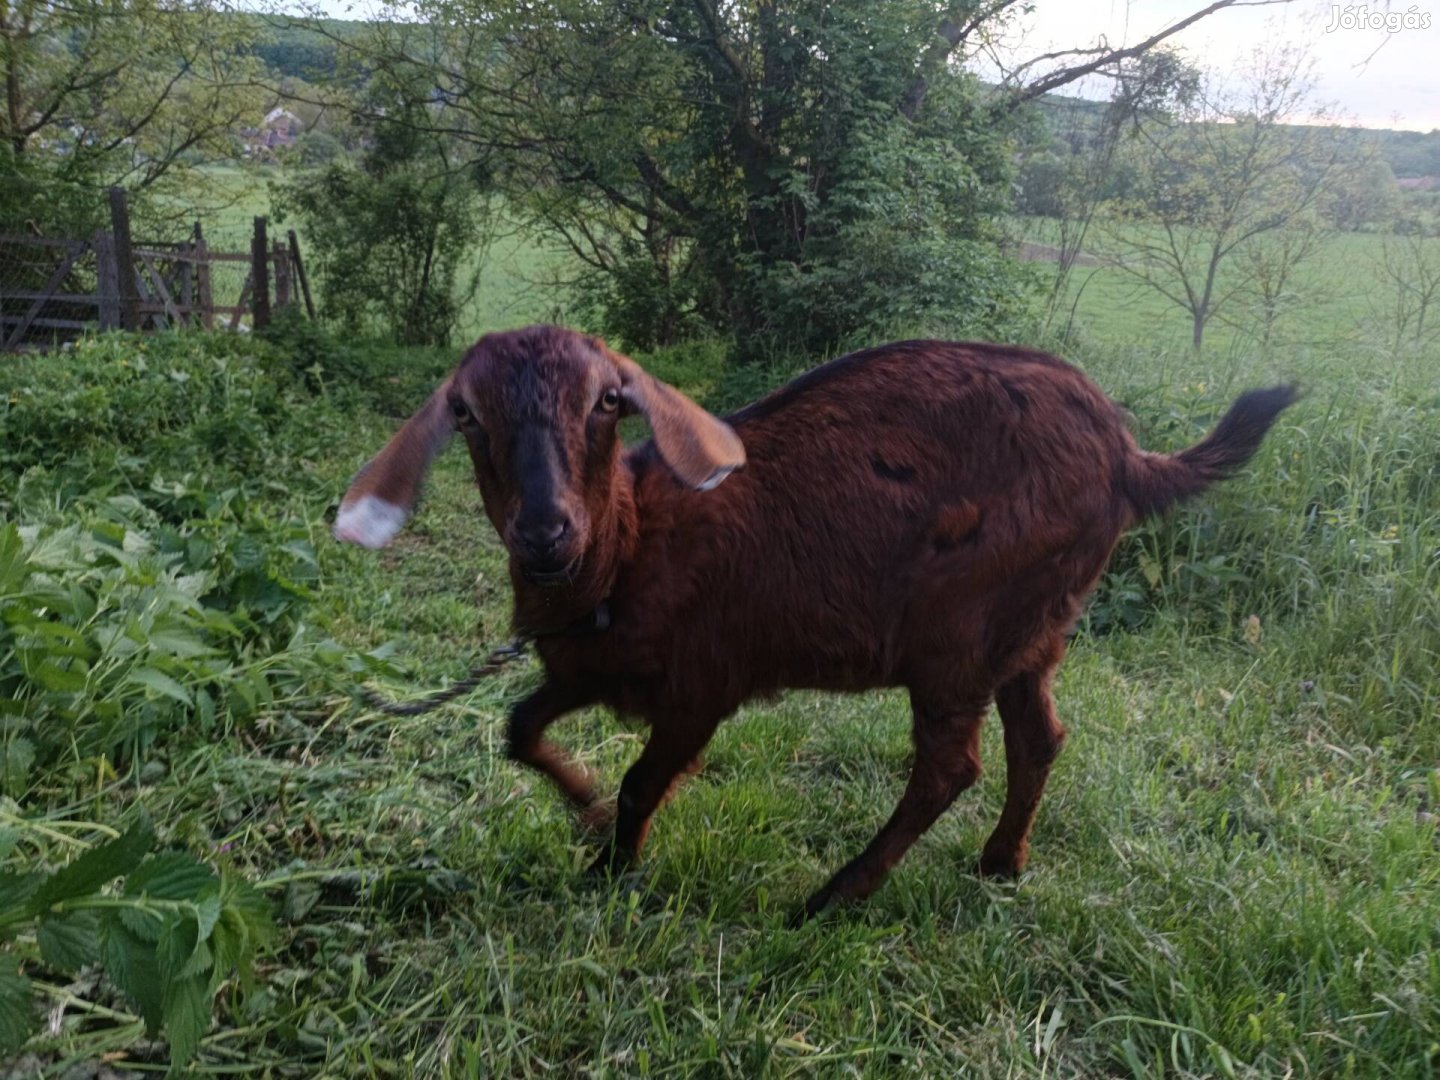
(0, 335, 350, 792)
(274, 82, 488, 348)
(0, 334, 315, 506)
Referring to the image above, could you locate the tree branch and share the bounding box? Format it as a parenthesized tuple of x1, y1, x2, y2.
(1001, 1, 1294, 108)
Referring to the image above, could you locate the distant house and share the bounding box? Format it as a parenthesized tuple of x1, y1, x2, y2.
(264, 107, 303, 134)
(242, 107, 304, 157)
(1397, 176, 1440, 191)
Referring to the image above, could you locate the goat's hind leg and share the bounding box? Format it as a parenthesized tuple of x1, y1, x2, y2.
(979, 661, 1067, 878)
(587, 715, 721, 876)
(796, 696, 985, 924)
(506, 680, 609, 830)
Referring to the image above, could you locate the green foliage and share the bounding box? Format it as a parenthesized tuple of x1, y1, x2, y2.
(4, 292, 1439, 1074)
(0, 814, 274, 1068)
(1373, 126, 1440, 179)
(1015, 151, 1074, 219)
(292, 128, 348, 167)
(0, 513, 323, 792)
(275, 81, 488, 347)
(257, 305, 369, 390)
(733, 89, 1037, 354)
(356, 0, 1035, 355)
(246, 17, 369, 81)
(0, 332, 378, 791)
(0, 0, 265, 231)
(1, 336, 301, 495)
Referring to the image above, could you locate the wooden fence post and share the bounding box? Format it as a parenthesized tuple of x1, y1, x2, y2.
(94, 230, 120, 331)
(194, 222, 214, 330)
(288, 229, 316, 320)
(108, 187, 140, 331)
(272, 240, 290, 309)
(251, 216, 270, 330)
(179, 222, 197, 325)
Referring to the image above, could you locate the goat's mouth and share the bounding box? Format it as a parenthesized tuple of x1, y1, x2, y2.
(519, 553, 583, 588)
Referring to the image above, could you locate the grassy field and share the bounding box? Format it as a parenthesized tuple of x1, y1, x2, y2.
(1017, 216, 1428, 361)
(3, 207, 1439, 1077)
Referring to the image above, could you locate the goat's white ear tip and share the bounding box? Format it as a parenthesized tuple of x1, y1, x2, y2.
(695, 464, 738, 493)
(333, 496, 408, 549)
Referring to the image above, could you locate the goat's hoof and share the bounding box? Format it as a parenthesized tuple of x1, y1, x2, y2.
(976, 851, 1024, 879)
(584, 851, 616, 878)
(788, 891, 831, 929)
(584, 846, 634, 879)
(576, 800, 616, 835)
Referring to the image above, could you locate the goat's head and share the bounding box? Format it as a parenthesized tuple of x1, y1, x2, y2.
(333, 326, 745, 586)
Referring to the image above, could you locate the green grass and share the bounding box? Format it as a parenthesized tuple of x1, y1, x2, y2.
(269, 428, 1439, 1077)
(3, 219, 1439, 1076)
(177, 166, 572, 341)
(1018, 216, 1431, 361)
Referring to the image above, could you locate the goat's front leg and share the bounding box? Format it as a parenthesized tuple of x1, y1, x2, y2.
(506, 680, 606, 829)
(587, 715, 720, 876)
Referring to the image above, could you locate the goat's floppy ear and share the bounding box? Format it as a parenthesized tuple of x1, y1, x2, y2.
(605, 349, 745, 491)
(333, 376, 456, 549)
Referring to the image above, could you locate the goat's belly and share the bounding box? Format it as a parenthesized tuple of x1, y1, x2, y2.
(736, 619, 905, 696)
(767, 659, 895, 695)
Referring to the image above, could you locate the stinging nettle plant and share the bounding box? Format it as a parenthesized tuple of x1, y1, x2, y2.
(0, 814, 275, 1068)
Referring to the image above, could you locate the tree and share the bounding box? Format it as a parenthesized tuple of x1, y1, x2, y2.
(0, 0, 264, 232)
(1099, 47, 1362, 349)
(289, 0, 1273, 355)
(1370, 218, 1440, 351)
(1241, 212, 1329, 349)
(1329, 156, 1399, 231)
(1019, 49, 1202, 335)
(275, 77, 488, 347)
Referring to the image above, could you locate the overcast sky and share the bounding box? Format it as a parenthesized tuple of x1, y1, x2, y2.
(981, 0, 1439, 131)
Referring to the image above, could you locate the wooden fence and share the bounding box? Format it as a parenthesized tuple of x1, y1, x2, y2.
(0, 188, 314, 353)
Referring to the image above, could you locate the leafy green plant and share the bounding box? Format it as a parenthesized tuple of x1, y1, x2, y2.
(0, 334, 314, 511)
(274, 76, 488, 348)
(0, 814, 274, 1068)
(0, 507, 334, 794)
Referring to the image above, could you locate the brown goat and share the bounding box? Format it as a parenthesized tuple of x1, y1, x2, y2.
(335, 326, 1294, 920)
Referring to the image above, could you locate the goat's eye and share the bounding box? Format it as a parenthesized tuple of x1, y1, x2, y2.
(597, 388, 621, 413)
(451, 401, 472, 425)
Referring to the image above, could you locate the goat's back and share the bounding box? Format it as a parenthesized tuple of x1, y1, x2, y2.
(615, 341, 1137, 703)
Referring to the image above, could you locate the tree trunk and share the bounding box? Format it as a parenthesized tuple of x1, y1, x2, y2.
(2, 11, 26, 157)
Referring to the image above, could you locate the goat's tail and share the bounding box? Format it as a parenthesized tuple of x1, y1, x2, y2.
(1121, 385, 1298, 522)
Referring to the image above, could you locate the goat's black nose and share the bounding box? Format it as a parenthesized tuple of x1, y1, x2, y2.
(516, 514, 569, 557)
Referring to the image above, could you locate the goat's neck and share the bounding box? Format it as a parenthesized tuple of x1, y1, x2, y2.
(510, 469, 638, 638)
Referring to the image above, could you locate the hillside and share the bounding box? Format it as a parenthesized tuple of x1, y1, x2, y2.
(1032, 90, 1440, 178)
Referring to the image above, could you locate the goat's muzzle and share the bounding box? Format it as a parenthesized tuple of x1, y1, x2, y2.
(519, 551, 583, 588)
(509, 509, 583, 587)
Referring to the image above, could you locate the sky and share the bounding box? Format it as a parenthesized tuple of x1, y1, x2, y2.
(980, 0, 1440, 131)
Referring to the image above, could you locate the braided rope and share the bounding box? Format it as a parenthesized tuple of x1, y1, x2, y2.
(360, 640, 531, 717)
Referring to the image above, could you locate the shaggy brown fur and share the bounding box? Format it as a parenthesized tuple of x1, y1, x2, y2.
(336, 325, 1295, 920)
